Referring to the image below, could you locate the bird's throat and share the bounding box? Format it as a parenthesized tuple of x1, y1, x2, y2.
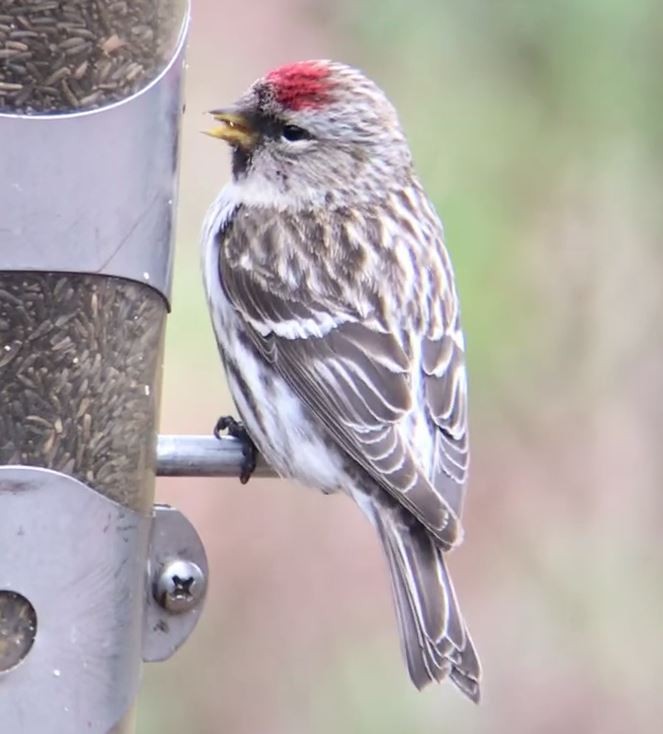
(232, 147, 253, 179)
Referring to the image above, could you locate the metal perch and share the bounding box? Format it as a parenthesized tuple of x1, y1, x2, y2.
(157, 434, 276, 478)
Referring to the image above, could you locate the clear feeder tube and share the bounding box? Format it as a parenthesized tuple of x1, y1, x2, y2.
(0, 2, 190, 732)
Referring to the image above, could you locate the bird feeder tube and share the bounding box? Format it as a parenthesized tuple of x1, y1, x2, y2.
(0, 1, 191, 732)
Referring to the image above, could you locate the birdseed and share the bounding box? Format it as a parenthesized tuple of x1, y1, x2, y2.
(0, 591, 37, 673)
(0, 0, 180, 114)
(0, 273, 166, 512)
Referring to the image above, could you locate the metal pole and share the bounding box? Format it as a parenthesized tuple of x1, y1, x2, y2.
(157, 435, 276, 478)
(0, 2, 193, 732)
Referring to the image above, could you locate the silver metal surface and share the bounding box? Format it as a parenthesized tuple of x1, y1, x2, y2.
(0, 4, 190, 308)
(0, 466, 151, 733)
(143, 505, 208, 663)
(157, 434, 276, 478)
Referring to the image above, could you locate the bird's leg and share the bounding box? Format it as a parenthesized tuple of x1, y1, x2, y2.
(213, 415, 257, 484)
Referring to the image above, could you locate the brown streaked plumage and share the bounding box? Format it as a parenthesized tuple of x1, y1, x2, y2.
(203, 60, 481, 701)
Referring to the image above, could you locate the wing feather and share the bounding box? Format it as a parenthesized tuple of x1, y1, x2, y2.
(423, 334, 469, 518)
(219, 247, 465, 547)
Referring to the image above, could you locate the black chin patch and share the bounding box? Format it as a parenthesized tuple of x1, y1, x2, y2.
(232, 147, 252, 178)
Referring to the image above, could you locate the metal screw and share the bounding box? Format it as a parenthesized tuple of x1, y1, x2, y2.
(155, 559, 206, 614)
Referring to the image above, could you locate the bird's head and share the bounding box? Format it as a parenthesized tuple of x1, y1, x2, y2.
(206, 60, 413, 208)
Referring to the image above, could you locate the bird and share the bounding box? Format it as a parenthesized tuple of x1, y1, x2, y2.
(201, 59, 481, 702)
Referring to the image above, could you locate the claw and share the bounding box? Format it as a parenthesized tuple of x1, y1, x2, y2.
(213, 415, 232, 440)
(213, 415, 257, 484)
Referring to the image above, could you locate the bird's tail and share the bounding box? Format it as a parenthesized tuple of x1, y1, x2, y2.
(369, 500, 481, 702)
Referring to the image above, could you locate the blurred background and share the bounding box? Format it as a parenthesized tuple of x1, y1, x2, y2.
(139, 1, 663, 732)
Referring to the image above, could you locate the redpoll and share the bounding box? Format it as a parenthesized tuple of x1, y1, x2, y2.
(202, 60, 481, 702)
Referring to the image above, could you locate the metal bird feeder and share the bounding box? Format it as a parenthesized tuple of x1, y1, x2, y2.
(0, 1, 222, 731)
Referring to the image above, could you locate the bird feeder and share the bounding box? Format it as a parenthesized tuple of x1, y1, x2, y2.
(0, 2, 207, 732)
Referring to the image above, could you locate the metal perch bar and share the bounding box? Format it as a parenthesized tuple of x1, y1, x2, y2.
(157, 435, 276, 478)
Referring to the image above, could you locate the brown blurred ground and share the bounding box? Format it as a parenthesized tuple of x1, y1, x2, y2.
(139, 1, 663, 732)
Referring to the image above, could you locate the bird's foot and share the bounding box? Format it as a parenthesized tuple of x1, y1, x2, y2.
(213, 415, 257, 484)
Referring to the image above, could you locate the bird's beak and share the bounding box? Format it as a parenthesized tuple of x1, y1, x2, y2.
(204, 109, 258, 148)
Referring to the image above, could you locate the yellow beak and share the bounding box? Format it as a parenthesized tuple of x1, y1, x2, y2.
(204, 110, 257, 148)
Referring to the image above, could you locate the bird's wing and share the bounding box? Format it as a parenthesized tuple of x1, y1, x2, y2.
(218, 252, 466, 549)
(421, 330, 469, 520)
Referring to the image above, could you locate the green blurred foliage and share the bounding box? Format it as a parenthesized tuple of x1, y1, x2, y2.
(337, 0, 663, 393)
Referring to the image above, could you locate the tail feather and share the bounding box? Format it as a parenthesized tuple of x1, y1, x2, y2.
(371, 500, 481, 702)
(450, 633, 481, 702)
(379, 516, 450, 686)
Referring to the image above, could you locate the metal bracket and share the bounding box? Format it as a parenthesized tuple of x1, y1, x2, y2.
(0, 466, 151, 733)
(0, 5, 190, 308)
(143, 505, 208, 663)
(0, 467, 210, 732)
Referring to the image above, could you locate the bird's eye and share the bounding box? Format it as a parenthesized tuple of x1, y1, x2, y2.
(281, 124, 311, 142)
